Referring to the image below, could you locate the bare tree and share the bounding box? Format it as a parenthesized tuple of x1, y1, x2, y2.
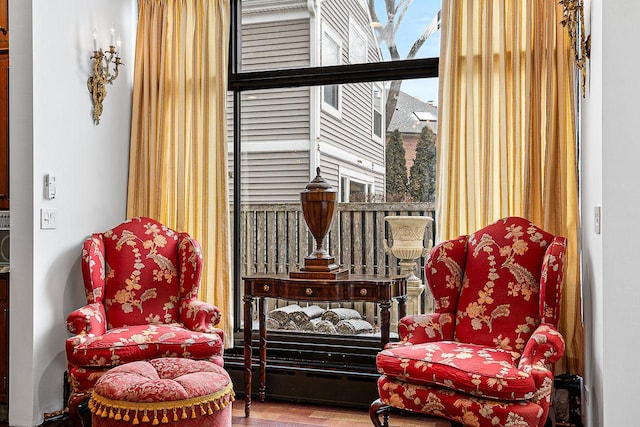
(367, 0, 440, 128)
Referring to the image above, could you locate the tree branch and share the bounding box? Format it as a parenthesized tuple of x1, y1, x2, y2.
(367, 0, 379, 26)
(407, 10, 440, 59)
(395, 0, 413, 32)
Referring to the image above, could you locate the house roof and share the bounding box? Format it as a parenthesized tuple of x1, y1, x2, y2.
(387, 90, 438, 135)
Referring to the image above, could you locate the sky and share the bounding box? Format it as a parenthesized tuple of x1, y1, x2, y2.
(373, 0, 441, 105)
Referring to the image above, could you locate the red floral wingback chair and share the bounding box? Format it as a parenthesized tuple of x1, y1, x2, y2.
(370, 217, 566, 427)
(65, 217, 225, 425)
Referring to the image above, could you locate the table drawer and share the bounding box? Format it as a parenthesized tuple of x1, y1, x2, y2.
(347, 284, 379, 300)
(279, 283, 340, 301)
(246, 280, 277, 297)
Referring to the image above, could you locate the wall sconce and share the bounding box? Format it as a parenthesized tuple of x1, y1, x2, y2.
(560, 0, 591, 97)
(88, 27, 123, 125)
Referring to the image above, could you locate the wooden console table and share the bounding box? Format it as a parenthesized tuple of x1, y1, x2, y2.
(242, 274, 407, 417)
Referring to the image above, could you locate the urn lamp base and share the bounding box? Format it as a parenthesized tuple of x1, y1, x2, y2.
(289, 255, 349, 280)
(290, 167, 349, 280)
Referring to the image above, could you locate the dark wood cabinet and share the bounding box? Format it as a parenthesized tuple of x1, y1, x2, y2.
(0, 274, 8, 403)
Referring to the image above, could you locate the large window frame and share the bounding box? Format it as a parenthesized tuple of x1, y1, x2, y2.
(228, 0, 439, 339)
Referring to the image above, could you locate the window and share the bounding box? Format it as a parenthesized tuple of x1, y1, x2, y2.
(228, 0, 441, 370)
(322, 24, 342, 115)
(349, 16, 368, 64)
(340, 167, 374, 202)
(372, 83, 383, 141)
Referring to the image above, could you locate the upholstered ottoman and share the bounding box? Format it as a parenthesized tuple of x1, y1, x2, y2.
(89, 358, 234, 426)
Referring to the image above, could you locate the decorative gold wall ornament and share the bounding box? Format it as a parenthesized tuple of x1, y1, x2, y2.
(88, 44, 123, 125)
(560, 0, 591, 97)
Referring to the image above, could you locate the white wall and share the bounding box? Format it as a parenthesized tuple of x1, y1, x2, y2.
(581, 1, 640, 426)
(8, 1, 136, 425)
(580, 0, 603, 425)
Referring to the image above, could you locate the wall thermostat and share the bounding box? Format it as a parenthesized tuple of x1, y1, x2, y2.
(45, 174, 56, 199)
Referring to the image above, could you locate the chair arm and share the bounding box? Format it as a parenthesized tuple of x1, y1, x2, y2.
(393, 312, 455, 346)
(516, 324, 565, 405)
(518, 323, 565, 369)
(180, 299, 222, 333)
(66, 303, 107, 336)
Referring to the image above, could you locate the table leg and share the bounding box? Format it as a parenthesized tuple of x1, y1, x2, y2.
(258, 297, 267, 402)
(243, 295, 254, 417)
(379, 300, 391, 348)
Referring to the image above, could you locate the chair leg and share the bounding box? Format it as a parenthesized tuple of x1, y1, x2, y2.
(67, 391, 90, 427)
(544, 414, 555, 427)
(369, 399, 390, 427)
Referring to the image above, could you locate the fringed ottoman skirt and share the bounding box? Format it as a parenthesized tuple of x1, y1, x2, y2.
(89, 358, 234, 426)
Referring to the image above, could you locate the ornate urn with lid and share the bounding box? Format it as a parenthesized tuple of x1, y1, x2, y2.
(290, 167, 348, 279)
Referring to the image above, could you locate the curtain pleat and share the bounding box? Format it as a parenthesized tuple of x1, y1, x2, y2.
(437, 0, 583, 375)
(128, 0, 233, 346)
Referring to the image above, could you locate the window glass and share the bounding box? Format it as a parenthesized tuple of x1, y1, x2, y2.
(239, 0, 441, 72)
(349, 17, 368, 64)
(322, 24, 341, 112)
(230, 79, 438, 338)
(230, 0, 441, 339)
(373, 84, 383, 140)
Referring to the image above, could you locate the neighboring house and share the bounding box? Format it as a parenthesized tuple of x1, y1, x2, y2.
(229, 0, 385, 203)
(386, 90, 438, 172)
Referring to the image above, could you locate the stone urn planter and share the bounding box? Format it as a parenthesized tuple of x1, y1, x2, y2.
(384, 215, 433, 315)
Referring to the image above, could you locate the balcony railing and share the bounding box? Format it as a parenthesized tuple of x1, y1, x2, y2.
(239, 202, 436, 337)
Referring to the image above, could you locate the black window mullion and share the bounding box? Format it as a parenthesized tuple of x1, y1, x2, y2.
(229, 58, 439, 92)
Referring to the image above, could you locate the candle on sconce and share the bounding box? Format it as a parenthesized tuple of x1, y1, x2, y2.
(110, 25, 115, 47)
(116, 36, 122, 57)
(93, 29, 98, 52)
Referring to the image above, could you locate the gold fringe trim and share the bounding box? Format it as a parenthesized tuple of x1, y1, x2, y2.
(89, 383, 235, 425)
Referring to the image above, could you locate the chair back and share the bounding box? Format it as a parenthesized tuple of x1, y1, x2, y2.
(88, 217, 185, 328)
(447, 217, 563, 357)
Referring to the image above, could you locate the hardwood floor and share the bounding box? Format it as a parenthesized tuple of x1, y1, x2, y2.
(1, 398, 453, 427)
(231, 399, 451, 427)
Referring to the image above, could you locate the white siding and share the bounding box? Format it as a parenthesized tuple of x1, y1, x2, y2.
(228, 15, 314, 203)
(322, 82, 384, 163)
(319, 0, 385, 195)
(230, 150, 311, 204)
(242, 19, 310, 71)
(226, 88, 310, 144)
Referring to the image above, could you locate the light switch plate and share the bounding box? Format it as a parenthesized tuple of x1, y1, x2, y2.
(594, 206, 601, 234)
(40, 208, 57, 229)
